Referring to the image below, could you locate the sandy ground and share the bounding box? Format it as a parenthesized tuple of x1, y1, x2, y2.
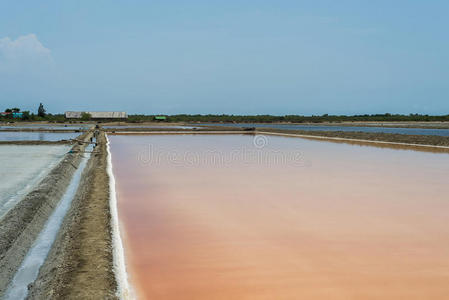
(27, 132, 118, 299)
(0, 132, 89, 296)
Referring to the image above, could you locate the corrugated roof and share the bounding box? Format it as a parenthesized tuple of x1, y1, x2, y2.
(65, 111, 128, 119)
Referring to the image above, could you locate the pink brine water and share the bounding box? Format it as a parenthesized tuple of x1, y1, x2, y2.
(109, 134, 449, 300)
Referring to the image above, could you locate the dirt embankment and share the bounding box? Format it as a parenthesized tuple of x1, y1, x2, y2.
(27, 132, 118, 299)
(295, 121, 449, 129)
(235, 121, 449, 129)
(0, 132, 91, 296)
(256, 128, 449, 149)
(103, 125, 250, 132)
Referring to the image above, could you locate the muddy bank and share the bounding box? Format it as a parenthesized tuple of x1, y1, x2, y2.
(27, 132, 118, 299)
(256, 128, 449, 148)
(103, 126, 249, 132)
(0, 132, 92, 296)
(312, 121, 449, 129)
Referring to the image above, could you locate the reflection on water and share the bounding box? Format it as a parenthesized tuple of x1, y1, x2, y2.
(0, 131, 80, 141)
(102, 125, 197, 129)
(0, 124, 90, 130)
(198, 123, 449, 137)
(109, 134, 449, 300)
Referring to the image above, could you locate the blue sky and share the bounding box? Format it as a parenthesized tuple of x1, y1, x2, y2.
(0, 1, 448, 115)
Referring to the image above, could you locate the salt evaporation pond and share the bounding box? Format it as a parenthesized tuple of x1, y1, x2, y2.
(0, 124, 90, 130)
(0, 131, 80, 141)
(198, 123, 449, 137)
(103, 125, 197, 129)
(5, 143, 93, 299)
(109, 134, 449, 299)
(0, 145, 70, 218)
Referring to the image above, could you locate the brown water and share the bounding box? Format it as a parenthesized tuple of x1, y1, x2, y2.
(109, 134, 449, 300)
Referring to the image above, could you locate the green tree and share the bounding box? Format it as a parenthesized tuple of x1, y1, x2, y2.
(38, 103, 46, 117)
(81, 112, 92, 121)
(22, 111, 31, 120)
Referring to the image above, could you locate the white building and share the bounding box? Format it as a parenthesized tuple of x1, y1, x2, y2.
(65, 111, 128, 119)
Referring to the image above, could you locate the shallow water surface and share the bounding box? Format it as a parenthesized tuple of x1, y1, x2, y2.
(103, 125, 197, 129)
(0, 131, 80, 141)
(0, 124, 90, 130)
(109, 134, 449, 299)
(198, 123, 449, 136)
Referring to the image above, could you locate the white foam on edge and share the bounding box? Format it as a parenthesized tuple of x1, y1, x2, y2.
(106, 135, 134, 299)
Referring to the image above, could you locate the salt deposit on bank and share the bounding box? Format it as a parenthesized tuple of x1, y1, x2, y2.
(4, 145, 92, 299)
(0, 145, 70, 219)
(106, 135, 133, 299)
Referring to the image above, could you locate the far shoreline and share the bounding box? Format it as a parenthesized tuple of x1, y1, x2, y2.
(3, 120, 449, 130)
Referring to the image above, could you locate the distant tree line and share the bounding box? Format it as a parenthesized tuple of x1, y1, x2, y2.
(2, 106, 449, 124)
(0, 103, 67, 122)
(127, 113, 449, 123)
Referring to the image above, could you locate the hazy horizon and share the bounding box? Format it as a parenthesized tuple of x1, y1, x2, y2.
(1, 1, 448, 115)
